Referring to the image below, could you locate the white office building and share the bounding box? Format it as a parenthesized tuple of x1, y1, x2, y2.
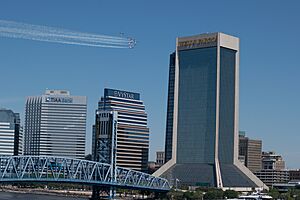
(24, 90, 87, 159)
(0, 109, 22, 155)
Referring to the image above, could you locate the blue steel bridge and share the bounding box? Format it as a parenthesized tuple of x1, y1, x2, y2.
(0, 156, 170, 192)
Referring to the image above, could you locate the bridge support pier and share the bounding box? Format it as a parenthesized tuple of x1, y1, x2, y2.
(91, 186, 116, 200)
(91, 186, 100, 200)
(108, 187, 116, 199)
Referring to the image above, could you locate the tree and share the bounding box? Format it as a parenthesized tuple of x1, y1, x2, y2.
(223, 190, 238, 199)
(182, 191, 203, 200)
(166, 190, 184, 200)
(289, 189, 300, 200)
(203, 189, 223, 200)
(268, 188, 280, 199)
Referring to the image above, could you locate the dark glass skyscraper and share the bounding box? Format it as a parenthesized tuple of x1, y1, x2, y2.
(164, 52, 175, 163)
(155, 33, 267, 189)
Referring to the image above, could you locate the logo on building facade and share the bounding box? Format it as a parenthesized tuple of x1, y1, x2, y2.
(45, 97, 73, 103)
(105, 89, 140, 100)
(178, 36, 217, 50)
(113, 91, 135, 99)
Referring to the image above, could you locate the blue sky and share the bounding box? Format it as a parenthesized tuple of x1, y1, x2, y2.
(0, 1, 299, 168)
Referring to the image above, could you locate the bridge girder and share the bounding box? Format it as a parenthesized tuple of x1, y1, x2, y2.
(0, 156, 170, 192)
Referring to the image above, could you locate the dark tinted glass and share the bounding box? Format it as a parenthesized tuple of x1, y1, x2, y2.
(177, 47, 217, 164)
(218, 47, 236, 164)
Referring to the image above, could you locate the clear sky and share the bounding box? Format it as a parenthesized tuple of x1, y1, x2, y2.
(0, 1, 299, 168)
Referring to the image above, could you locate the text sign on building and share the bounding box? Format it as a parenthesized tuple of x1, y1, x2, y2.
(177, 36, 217, 50)
(105, 89, 140, 100)
(45, 97, 73, 103)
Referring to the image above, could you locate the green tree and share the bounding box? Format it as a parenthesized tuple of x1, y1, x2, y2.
(166, 190, 184, 200)
(289, 189, 300, 200)
(268, 188, 280, 199)
(194, 190, 204, 199)
(183, 191, 194, 200)
(223, 190, 238, 199)
(203, 189, 223, 200)
(279, 192, 293, 200)
(182, 191, 203, 200)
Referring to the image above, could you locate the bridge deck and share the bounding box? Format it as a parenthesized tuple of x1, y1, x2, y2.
(0, 156, 170, 192)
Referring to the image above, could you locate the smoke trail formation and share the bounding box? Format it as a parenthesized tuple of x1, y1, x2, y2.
(0, 20, 136, 48)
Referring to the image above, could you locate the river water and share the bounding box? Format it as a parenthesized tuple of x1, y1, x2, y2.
(0, 192, 88, 200)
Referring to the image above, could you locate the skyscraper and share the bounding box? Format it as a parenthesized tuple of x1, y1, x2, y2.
(164, 53, 175, 163)
(0, 108, 22, 155)
(24, 90, 86, 159)
(94, 88, 149, 172)
(155, 32, 266, 189)
(239, 131, 262, 173)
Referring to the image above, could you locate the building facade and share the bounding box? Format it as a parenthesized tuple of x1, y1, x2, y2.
(164, 53, 175, 163)
(0, 109, 22, 155)
(154, 32, 265, 189)
(255, 151, 288, 187)
(95, 88, 149, 172)
(24, 90, 86, 159)
(289, 169, 300, 181)
(261, 151, 285, 170)
(255, 170, 289, 187)
(156, 151, 165, 166)
(239, 132, 262, 173)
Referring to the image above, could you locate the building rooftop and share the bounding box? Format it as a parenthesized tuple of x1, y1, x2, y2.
(45, 89, 70, 96)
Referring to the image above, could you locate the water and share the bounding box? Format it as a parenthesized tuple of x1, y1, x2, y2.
(0, 192, 88, 200)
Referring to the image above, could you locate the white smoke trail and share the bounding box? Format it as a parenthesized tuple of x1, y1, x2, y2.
(0, 19, 136, 48)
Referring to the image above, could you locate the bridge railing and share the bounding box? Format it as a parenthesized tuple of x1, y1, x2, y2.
(0, 156, 170, 191)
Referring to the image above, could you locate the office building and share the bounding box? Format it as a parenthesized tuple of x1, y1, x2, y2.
(261, 151, 285, 170)
(154, 32, 266, 189)
(24, 90, 86, 159)
(95, 88, 149, 172)
(255, 170, 289, 187)
(0, 109, 22, 155)
(273, 180, 300, 193)
(289, 169, 300, 181)
(144, 151, 165, 174)
(255, 151, 288, 187)
(239, 131, 262, 173)
(156, 151, 165, 166)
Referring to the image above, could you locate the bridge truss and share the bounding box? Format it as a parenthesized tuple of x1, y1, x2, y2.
(0, 156, 170, 192)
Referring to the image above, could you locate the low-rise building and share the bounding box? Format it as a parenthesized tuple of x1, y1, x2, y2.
(289, 169, 300, 181)
(255, 170, 289, 187)
(147, 151, 166, 174)
(255, 151, 289, 187)
(261, 151, 285, 170)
